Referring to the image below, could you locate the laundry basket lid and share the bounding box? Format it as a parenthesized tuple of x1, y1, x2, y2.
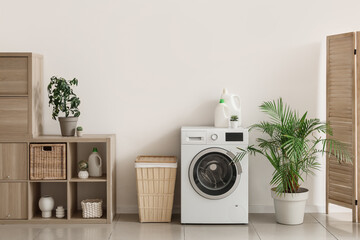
(135, 156, 177, 168)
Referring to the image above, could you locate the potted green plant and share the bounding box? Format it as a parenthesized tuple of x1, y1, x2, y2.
(77, 126, 83, 137)
(234, 98, 350, 225)
(48, 76, 81, 136)
(78, 160, 89, 179)
(230, 115, 239, 128)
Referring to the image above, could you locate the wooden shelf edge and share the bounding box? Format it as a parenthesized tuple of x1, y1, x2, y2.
(70, 176, 107, 182)
(69, 210, 107, 223)
(29, 180, 67, 183)
(31, 134, 115, 143)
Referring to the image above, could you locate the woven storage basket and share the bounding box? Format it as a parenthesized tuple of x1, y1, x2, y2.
(135, 156, 177, 223)
(81, 199, 103, 218)
(30, 143, 66, 180)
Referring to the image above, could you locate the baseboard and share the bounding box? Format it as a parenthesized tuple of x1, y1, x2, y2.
(117, 204, 324, 214)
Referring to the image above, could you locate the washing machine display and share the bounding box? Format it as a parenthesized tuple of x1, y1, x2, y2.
(189, 147, 241, 200)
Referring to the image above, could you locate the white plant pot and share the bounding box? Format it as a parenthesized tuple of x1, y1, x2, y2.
(77, 130, 83, 137)
(271, 188, 309, 225)
(78, 170, 89, 179)
(230, 121, 239, 128)
(39, 196, 55, 218)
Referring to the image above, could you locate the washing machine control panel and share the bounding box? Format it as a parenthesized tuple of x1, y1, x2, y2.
(181, 127, 248, 145)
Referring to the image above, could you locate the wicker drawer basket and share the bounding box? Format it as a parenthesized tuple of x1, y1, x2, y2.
(81, 199, 103, 218)
(30, 143, 66, 180)
(135, 156, 177, 223)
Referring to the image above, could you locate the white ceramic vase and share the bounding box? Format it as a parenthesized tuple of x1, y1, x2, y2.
(230, 121, 238, 128)
(78, 170, 89, 179)
(56, 206, 65, 218)
(271, 188, 309, 225)
(39, 196, 55, 218)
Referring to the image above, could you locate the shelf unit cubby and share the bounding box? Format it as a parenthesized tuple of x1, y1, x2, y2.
(69, 182, 107, 222)
(29, 182, 68, 221)
(0, 134, 116, 224)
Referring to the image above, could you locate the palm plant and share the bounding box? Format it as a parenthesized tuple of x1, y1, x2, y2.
(234, 98, 351, 194)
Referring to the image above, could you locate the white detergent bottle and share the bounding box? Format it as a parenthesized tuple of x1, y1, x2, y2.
(221, 88, 242, 126)
(214, 99, 230, 128)
(88, 147, 102, 177)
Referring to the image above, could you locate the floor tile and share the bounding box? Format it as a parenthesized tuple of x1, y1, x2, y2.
(184, 224, 260, 240)
(34, 224, 113, 240)
(112, 222, 184, 240)
(317, 221, 360, 240)
(311, 212, 353, 224)
(1, 213, 359, 240)
(0, 225, 42, 240)
(250, 213, 317, 224)
(252, 222, 337, 240)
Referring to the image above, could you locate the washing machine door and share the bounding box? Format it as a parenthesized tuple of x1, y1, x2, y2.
(189, 147, 242, 200)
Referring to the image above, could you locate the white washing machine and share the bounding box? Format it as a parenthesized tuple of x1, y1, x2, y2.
(181, 126, 248, 224)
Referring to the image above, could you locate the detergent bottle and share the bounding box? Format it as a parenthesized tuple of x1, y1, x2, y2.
(214, 99, 230, 128)
(221, 88, 242, 126)
(88, 147, 103, 177)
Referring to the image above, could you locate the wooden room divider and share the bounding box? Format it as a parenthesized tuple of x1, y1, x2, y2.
(326, 32, 359, 222)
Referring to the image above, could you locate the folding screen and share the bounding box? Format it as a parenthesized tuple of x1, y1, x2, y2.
(326, 32, 357, 222)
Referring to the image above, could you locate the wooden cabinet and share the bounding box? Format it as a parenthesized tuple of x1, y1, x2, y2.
(0, 183, 27, 219)
(0, 143, 27, 180)
(0, 52, 40, 223)
(0, 56, 28, 95)
(0, 53, 43, 139)
(0, 98, 28, 137)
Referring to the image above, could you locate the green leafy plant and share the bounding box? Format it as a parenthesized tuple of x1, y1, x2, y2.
(234, 98, 351, 194)
(48, 76, 81, 120)
(77, 126, 83, 131)
(230, 115, 239, 121)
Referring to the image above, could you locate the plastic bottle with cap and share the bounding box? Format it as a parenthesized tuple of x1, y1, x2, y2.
(88, 147, 103, 177)
(214, 99, 230, 128)
(221, 88, 242, 126)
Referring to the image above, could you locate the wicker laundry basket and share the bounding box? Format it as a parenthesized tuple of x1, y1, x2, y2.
(81, 199, 103, 218)
(30, 143, 66, 180)
(135, 156, 177, 222)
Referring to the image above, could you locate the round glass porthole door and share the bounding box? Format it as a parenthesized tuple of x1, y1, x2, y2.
(189, 147, 242, 200)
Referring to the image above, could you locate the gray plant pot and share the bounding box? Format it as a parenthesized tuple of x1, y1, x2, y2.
(58, 117, 78, 136)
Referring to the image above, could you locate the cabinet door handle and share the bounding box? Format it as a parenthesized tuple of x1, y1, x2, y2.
(6, 176, 10, 179)
(7, 214, 10, 218)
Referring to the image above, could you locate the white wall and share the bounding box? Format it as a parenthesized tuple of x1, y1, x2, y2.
(0, 0, 359, 213)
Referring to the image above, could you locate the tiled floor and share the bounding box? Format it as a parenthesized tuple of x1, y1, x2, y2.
(0, 213, 359, 240)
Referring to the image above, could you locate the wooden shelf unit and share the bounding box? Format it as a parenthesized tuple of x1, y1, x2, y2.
(0, 134, 116, 224)
(0, 53, 116, 224)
